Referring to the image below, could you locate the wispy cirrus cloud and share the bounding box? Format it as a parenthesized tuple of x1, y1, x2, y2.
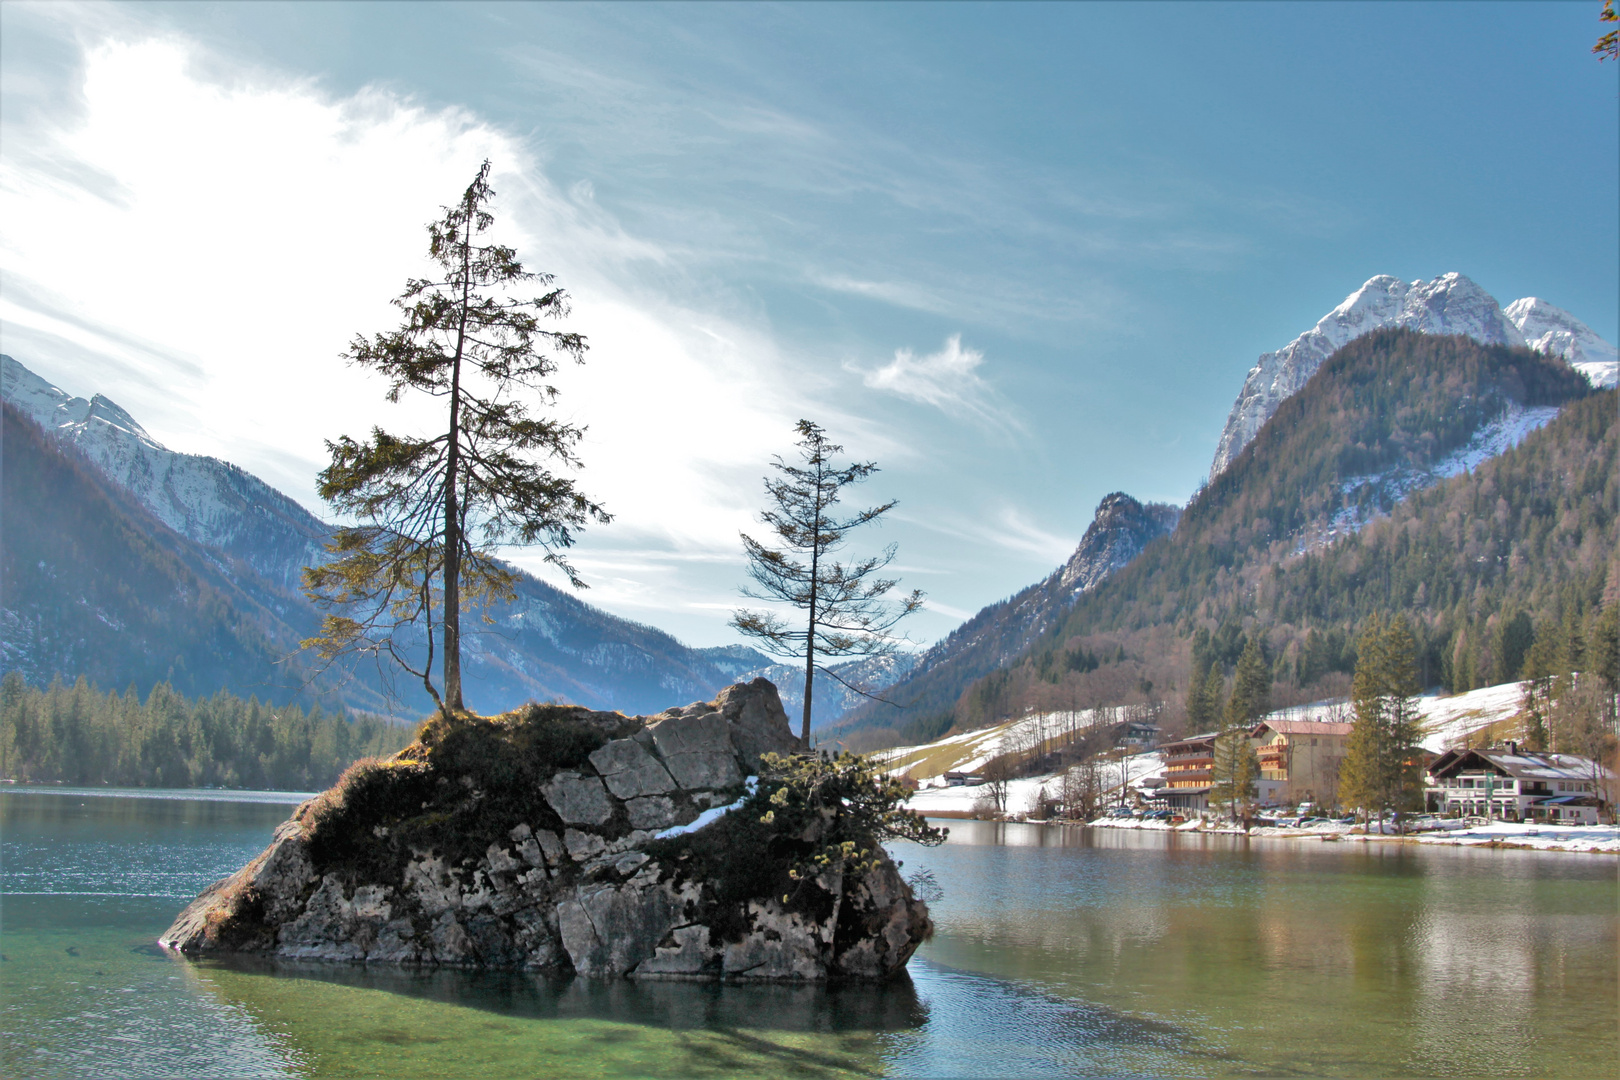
(854, 334, 1022, 434)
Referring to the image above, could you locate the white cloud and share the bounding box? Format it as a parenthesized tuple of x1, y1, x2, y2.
(922, 598, 974, 621)
(902, 504, 1075, 567)
(0, 33, 809, 570)
(857, 334, 1022, 433)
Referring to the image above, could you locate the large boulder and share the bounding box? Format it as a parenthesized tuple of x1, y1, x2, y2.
(159, 679, 932, 983)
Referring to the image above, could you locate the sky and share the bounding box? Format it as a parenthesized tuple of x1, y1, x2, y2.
(2, 1, 1616, 649)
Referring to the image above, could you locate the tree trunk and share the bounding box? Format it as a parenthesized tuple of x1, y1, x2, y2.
(800, 464, 824, 747)
(441, 191, 475, 715)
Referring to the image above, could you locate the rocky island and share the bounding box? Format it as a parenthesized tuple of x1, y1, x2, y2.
(161, 679, 936, 980)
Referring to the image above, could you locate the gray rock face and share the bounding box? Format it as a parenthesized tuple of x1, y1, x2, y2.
(158, 679, 932, 983)
(543, 771, 615, 826)
(648, 710, 744, 790)
(589, 738, 677, 800)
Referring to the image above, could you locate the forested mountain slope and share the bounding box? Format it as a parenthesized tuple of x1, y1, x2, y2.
(955, 354, 1613, 735)
(831, 492, 1179, 750)
(840, 330, 1609, 749)
(1, 400, 331, 705)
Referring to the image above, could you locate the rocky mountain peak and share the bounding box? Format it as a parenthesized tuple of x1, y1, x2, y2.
(1208, 274, 1614, 480)
(1056, 492, 1181, 596)
(2, 355, 159, 447)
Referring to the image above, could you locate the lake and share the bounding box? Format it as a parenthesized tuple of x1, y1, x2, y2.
(2, 788, 1614, 1078)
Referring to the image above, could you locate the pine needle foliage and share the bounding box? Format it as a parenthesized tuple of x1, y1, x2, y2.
(1209, 635, 1269, 821)
(1209, 727, 1259, 822)
(732, 421, 924, 744)
(302, 161, 609, 716)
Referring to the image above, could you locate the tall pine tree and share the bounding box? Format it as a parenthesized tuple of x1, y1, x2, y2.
(1210, 635, 1267, 821)
(1340, 614, 1424, 828)
(303, 162, 609, 717)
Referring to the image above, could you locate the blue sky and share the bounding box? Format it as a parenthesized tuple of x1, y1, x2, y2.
(2, 1, 1616, 648)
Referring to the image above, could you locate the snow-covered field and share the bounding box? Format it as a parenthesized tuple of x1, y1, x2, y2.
(888, 680, 1530, 812)
(893, 680, 1556, 830)
(1233, 680, 1528, 754)
(903, 750, 1165, 817)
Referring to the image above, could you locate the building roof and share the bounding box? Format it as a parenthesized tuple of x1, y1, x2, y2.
(1428, 747, 1614, 783)
(1160, 732, 1219, 753)
(1251, 719, 1353, 738)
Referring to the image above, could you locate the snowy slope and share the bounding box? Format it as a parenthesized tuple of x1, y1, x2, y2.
(882, 681, 1532, 816)
(1504, 297, 1619, 389)
(1209, 274, 1616, 480)
(1264, 681, 1527, 754)
(1, 355, 328, 589)
(1304, 403, 1561, 551)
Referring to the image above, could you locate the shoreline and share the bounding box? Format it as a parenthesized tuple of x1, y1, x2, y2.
(926, 814, 1620, 854)
(0, 783, 316, 805)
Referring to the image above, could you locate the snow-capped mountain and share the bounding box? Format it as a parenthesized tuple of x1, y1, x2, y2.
(1209, 274, 1617, 480)
(1, 355, 328, 590)
(0, 354, 769, 716)
(1503, 297, 1619, 390)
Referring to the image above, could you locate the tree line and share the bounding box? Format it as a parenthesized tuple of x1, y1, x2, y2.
(0, 673, 414, 790)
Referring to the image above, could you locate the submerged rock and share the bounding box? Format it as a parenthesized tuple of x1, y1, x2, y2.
(160, 678, 932, 981)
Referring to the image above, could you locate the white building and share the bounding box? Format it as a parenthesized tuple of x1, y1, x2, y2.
(1427, 744, 1611, 824)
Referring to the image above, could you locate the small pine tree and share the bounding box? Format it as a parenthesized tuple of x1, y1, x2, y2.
(1185, 660, 1211, 731)
(302, 161, 608, 717)
(731, 421, 924, 744)
(1209, 725, 1259, 823)
(1381, 615, 1425, 822)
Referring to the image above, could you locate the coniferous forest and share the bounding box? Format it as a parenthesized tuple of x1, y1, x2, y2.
(0, 674, 414, 790)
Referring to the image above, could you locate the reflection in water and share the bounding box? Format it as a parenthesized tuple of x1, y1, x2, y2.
(4, 793, 1615, 1079)
(896, 821, 1617, 1078)
(202, 953, 930, 1034)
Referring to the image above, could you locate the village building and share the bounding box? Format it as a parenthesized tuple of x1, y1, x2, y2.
(1114, 720, 1161, 750)
(1426, 745, 1612, 824)
(1249, 718, 1352, 807)
(1152, 732, 1216, 811)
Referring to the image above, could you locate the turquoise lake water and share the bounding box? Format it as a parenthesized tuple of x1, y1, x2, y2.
(2, 788, 1614, 1078)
